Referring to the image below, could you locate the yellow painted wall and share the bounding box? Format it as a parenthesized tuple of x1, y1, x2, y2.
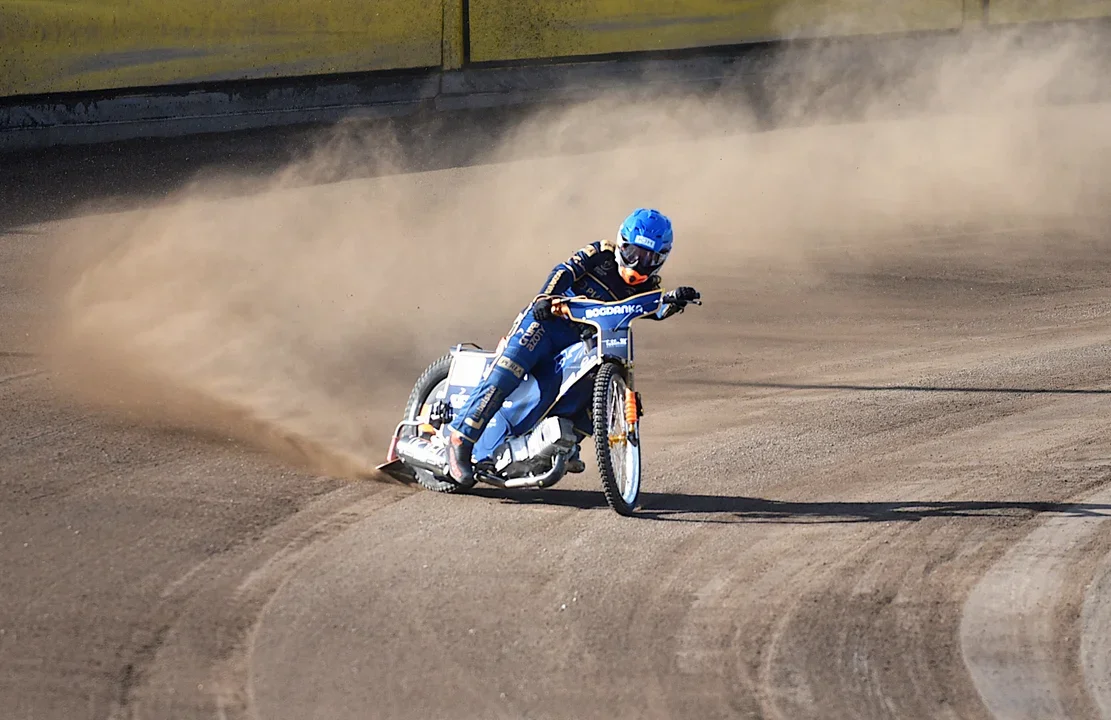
(468, 0, 966, 63)
(6, 0, 1106, 101)
(987, 0, 1111, 23)
(0, 0, 443, 97)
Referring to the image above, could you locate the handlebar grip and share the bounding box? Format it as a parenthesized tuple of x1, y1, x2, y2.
(663, 295, 702, 306)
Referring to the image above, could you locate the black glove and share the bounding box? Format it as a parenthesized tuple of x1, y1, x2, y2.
(663, 286, 700, 304)
(533, 296, 555, 321)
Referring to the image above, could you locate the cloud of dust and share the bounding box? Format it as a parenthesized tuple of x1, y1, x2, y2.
(45, 19, 1111, 479)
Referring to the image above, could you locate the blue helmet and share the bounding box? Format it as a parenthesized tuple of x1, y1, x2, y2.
(616, 208, 673, 285)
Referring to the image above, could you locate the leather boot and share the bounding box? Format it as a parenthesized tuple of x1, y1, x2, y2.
(567, 444, 586, 474)
(448, 431, 475, 484)
(447, 385, 508, 484)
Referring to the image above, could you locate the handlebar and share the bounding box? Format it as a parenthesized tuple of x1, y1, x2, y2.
(542, 290, 702, 323)
(546, 294, 702, 312)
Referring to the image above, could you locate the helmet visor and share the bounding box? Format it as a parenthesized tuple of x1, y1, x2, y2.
(618, 242, 667, 274)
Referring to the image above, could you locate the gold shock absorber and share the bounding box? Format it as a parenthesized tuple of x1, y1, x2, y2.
(625, 388, 638, 426)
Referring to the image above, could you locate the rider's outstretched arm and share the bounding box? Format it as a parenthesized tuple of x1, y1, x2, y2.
(647, 285, 700, 320)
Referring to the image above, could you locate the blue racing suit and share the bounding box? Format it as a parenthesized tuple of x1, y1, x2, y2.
(448, 240, 668, 447)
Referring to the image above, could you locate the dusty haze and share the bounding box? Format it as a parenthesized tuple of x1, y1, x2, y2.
(43, 22, 1111, 479)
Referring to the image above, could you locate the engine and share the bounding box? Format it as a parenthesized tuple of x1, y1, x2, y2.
(489, 416, 578, 479)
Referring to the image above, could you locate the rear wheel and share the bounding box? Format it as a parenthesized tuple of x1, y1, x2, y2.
(402, 354, 472, 493)
(592, 362, 642, 516)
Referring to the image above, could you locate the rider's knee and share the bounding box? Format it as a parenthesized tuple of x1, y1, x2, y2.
(487, 356, 528, 394)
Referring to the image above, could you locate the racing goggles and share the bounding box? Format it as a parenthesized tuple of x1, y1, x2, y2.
(617, 241, 667, 276)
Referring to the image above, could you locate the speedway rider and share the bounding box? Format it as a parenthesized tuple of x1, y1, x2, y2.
(447, 207, 701, 484)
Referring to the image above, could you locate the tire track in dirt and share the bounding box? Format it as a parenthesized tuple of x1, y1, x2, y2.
(724, 385, 1111, 720)
(9, 86, 1111, 720)
(107, 481, 412, 720)
(244, 284, 1111, 720)
(1082, 547, 1111, 718)
(0, 369, 43, 385)
(962, 482, 1111, 720)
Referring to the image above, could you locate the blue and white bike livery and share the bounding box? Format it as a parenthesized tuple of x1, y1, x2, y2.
(377, 289, 701, 515)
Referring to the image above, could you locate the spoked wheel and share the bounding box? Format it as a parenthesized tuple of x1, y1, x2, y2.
(402, 354, 472, 493)
(592, 362, 642, 516)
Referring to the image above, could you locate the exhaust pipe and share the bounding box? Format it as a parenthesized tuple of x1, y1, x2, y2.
(503, 452, 568, 490)
(394, 437, 451, 477)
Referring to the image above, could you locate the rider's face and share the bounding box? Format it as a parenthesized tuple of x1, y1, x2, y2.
(617, 239, 666, 285)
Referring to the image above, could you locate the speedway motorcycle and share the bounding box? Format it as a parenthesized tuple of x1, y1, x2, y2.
(376, 289, 700, 516)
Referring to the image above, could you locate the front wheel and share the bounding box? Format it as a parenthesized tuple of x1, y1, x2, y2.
(593, 362, 642, 516)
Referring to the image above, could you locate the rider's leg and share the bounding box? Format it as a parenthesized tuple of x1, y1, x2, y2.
(446, 365, 520, 482)
(447, 305, 579, 482)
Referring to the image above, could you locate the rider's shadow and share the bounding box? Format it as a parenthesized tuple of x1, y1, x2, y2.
(468, 488, 1111, 524)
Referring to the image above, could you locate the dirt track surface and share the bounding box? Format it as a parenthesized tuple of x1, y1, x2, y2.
(5, 113, 1111, 720)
